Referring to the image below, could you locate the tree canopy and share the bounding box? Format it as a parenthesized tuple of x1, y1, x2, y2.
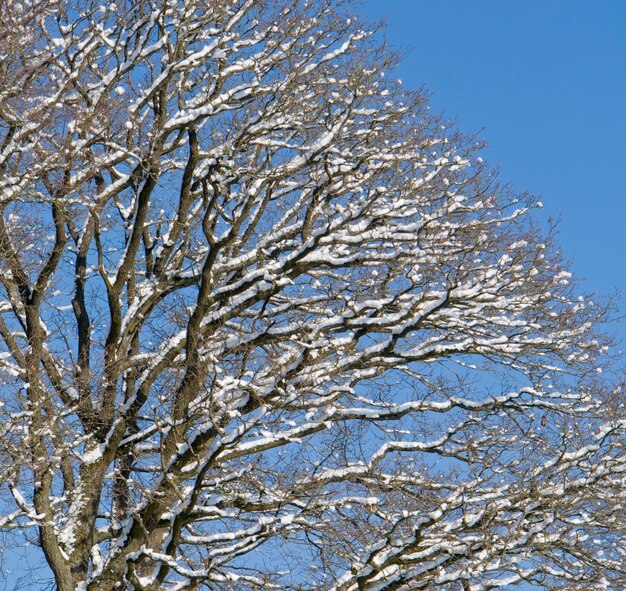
(0, 1, 624, 590)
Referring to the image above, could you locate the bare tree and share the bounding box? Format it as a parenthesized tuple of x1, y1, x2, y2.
(0, 0, 624, 590)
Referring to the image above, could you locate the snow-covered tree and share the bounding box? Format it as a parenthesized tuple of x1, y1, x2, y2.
(0, 0, 624, 589)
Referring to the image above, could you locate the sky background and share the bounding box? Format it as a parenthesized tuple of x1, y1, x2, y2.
(361, 0, 626, 354)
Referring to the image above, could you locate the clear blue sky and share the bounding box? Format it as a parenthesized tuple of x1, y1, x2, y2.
(361, 0, 626, 348)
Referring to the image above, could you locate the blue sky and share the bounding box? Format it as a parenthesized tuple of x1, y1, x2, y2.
(361, 0, 626, 349)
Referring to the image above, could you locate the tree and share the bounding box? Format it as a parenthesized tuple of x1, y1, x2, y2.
(0, 0, 624, 589)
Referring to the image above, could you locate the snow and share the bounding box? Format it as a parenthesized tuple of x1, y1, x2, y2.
(81, 444, 105, 464)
